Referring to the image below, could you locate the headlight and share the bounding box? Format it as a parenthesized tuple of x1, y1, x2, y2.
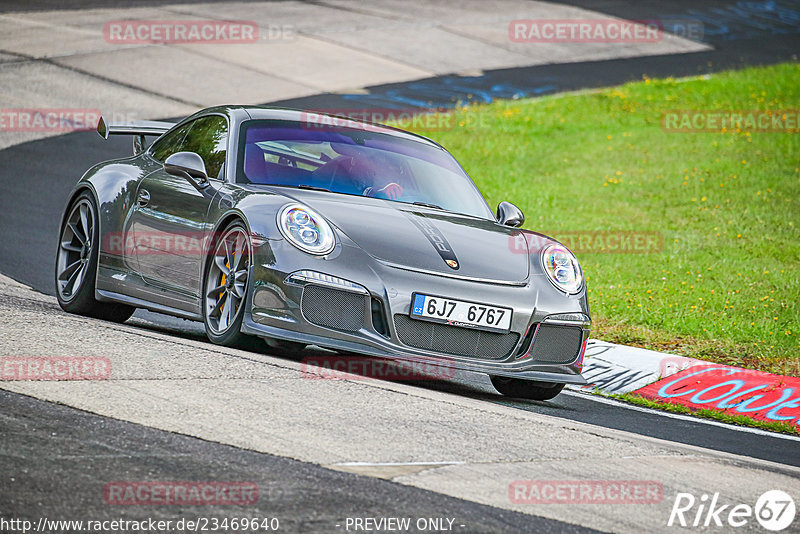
(277, 203, 335, 255)
(542, 244, 583, 294)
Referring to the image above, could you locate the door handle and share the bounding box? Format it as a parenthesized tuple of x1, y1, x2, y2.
(137, 189, 150, 207)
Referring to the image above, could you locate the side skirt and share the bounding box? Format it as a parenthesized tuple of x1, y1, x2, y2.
(95, 288, 202, 321)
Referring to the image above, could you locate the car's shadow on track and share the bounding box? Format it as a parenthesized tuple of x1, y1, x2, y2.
(126, 316, 208, 342)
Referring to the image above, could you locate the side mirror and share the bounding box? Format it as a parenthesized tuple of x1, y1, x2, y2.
(497, 201, 525, 227)
(165, 152, 209, 189)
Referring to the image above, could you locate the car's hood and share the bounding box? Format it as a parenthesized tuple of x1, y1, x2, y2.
(279, 190, 530, 283)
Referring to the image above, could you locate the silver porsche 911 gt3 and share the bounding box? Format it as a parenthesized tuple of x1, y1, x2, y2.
(55, 106, 590, 400)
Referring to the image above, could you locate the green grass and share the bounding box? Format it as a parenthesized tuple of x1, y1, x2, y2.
(608, 392, 800, 436)
(403, 63, 800, 376)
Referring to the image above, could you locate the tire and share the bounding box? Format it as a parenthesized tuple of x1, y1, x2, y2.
(55, 191, 135, 323)
(490, 375, 565, 401)
(202, 221, 259, 348)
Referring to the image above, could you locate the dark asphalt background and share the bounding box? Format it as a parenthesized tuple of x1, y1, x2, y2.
(0, 390, 595, 534)
(1, 1, 799, 531)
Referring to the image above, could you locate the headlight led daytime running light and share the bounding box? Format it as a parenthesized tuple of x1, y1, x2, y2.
(542, 244, 583, 294)
(278, 203, 335, 255)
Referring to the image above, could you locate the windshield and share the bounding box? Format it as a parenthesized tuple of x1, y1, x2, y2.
(237, 120, 493, 219)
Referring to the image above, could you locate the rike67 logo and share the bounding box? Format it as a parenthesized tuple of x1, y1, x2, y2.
(668, 490, 795, 531)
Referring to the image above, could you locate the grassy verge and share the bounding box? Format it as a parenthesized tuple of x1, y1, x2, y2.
(406, 63, 799, 376)
(607, 392, 800, 436)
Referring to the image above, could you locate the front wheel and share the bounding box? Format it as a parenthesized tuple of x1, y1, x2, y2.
(490, 376, 565, 401)
(202, 221, 258, 348)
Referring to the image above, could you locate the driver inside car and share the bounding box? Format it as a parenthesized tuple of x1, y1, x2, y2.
(362, 181, 403, 200)
(313, 150, 404, 200)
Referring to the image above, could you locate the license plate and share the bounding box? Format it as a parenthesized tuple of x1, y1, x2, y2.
(409, 293, 513, 333)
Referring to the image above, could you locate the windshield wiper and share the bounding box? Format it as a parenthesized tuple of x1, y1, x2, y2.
(267, 183, 331, 192)
(270, 184, 365, 197)
(412, 201, 444, 210)
(297, 184, 331, 192)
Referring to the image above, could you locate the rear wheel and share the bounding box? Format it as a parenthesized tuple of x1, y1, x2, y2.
(490, 376, 565, 401)
(202, 222, 258, 348)
(55, 192, 135, 322)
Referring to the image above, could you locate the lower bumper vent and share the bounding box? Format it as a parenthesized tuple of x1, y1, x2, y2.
(301, 285, 366, 332)
(393, 314, 519, 360)
(529, 324, 583, 364)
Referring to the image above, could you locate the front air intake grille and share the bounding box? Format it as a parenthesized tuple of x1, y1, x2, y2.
(393, 314, 519, 360)
(529, 324, 583, 364)
(371, 298, 390, 338)
(301, 285, 366, 332)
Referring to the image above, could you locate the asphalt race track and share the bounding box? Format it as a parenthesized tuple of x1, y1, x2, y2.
(1, 1, 799, 532)
(1, 390, 593, 533)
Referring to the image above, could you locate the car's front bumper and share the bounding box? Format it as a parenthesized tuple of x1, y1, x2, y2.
(241, 239, 589, 384)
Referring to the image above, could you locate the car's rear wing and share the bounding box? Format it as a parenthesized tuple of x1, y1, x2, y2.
(96, 115, 176, 155)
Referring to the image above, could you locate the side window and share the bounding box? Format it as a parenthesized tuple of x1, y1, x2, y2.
(149, 122, 193, 162)
(181, 116, 228, 180)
